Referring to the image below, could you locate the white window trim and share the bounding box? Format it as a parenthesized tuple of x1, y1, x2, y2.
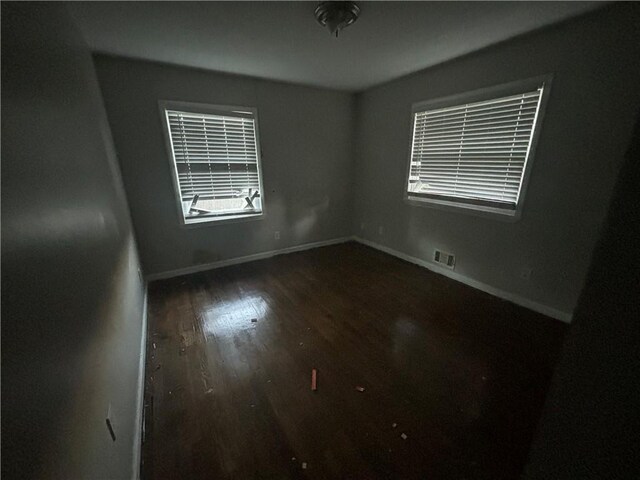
(403, 75, 553, 222)
(158, 100, 266, 227)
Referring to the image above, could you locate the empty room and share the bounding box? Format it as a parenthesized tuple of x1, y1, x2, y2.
(2, 1, 639, 479)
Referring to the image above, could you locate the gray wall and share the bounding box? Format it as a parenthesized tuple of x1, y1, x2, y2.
(1, 3, 145, 479)
(352, 3, 640, 317)
(524, 112, 640, 478)
(94, 56, 355, 277)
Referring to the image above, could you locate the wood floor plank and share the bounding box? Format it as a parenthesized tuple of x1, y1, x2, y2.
(142, 242, 566, 479)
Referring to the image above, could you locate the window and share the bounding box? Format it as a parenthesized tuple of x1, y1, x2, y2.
(406, 79, 549, 217)
(160, 101, 264, 225)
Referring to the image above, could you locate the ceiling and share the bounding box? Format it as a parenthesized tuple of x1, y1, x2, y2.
(68, 1, 604, 92)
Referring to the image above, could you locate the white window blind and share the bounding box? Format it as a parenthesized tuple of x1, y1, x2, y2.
(164, 106, 263, 223)
(407, 85, 545, 212)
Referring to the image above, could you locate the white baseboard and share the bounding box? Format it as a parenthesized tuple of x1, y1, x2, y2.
(131, 285, 148, 480)
(145, 236, 353, 282)
(353, 236, 573, 324)
(145, 235, 572, 323)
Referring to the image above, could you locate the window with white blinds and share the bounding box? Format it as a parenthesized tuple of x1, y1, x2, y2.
(162, 103, 264, 224)
(407, 83, 546, 215)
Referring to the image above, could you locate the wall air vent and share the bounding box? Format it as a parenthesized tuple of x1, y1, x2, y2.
(434, 249, 455, 269)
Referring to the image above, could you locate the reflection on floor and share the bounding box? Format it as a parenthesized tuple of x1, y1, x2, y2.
(142, 242, 566, 479)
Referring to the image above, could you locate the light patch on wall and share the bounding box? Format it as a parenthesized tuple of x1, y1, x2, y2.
(406, 208, 445, 263)
(5, 205, 119, 254)
(291, 196, 330, 240)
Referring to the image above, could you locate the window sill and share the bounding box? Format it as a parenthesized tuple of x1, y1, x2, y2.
(180, 212, 264, 228)
(405, 195, 522, 222)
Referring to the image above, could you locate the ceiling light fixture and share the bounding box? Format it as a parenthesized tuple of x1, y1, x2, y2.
(314, 1, 361, 38)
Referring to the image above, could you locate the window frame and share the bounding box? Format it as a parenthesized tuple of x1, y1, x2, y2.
(403, 75, 552, 221)
(158, 100, 266, 227)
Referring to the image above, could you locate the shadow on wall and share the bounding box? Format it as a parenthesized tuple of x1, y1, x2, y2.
(523, 111, 640, 478)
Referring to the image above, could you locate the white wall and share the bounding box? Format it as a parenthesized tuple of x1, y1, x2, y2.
(351, 3, 640, 318)
(1, 3, 146, 478)
(94, 56, 355, 277)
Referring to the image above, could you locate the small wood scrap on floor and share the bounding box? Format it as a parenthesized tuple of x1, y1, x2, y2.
(302, 462, 307, 469)
(311, 368, 318, 391)
(400, 433, 408, 440)
(355, 386, 365, 392)
(392, 423, 397, 428)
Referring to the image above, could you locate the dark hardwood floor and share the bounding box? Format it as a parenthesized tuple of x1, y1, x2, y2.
(142, 242, 567, 479)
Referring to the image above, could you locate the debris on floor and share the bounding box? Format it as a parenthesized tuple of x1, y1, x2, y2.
(251, 318, 257, 323)
(153, 342, 156, 349)
(291, 457, 296, 461)
(155, 364, 161, 371)
(205, 388, 214, 395)
(311, 368, 318, 391)
(302, 462, 307, 469)
(392, 423, 397, 428)
(400, 433, 408, 440)
(355, 386, 365, 392)
(299, 342, 304, 346)
(179, 348, 186, 356)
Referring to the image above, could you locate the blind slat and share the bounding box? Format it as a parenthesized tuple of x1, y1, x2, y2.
(415, 104, 538, 128)
(414, 117, 535, 135)
(411, 155, 528, 160)
(420, 91, 540, 117)
(415, 130, 534, 141)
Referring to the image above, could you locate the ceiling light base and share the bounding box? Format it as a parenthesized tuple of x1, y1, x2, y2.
(314, 1, 360, 38)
